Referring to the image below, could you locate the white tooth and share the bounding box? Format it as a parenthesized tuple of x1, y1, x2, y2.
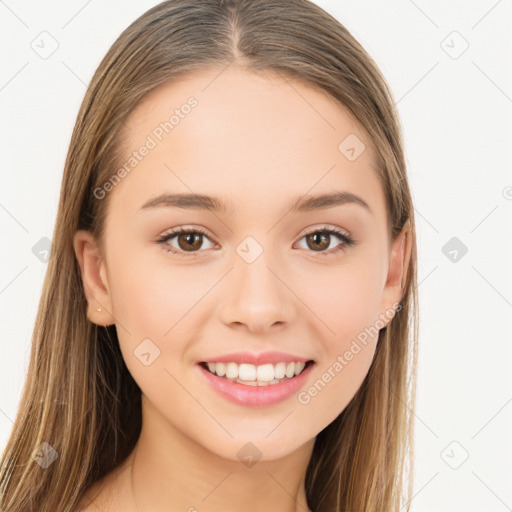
(294, 362, 306, 375)
(210, 360, 306, 381)
(215, 362, 226, 377)
(257, 380, 269, 386)
(236, 378, 258, 386)
(269, 379, 280, 384)
(274, 362, 286, 379)
(225, 362, 238, 379)
(256, 363, 275, 382)
(238, 363, 257, 381)
(285, 362, 296, 378)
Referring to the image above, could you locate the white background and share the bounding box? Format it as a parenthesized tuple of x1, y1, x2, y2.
(1, 1, 511, 510)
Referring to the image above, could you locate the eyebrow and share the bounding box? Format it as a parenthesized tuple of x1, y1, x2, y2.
(138, 190, 372, 215)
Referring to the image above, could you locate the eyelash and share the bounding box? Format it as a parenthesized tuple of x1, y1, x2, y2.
(155, 225, 355, 258)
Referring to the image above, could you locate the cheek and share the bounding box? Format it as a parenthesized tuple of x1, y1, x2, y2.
(292, 256, 383, 418)
(107, 248, 215, 390)
(296, 277, 381, 424)
(104, 246, 176, 374)
(297, 340, 377, 431)
(297, 252, 384, 344)
(108, 242, 204, 336)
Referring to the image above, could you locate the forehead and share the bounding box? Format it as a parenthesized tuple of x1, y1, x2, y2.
(106, 65, 386, 225)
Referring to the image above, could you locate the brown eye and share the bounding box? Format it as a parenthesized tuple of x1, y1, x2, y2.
(157, 227, 216, 255)
(176, 232, 204, 251)
(295, 227, 355, 256)
(305, 232, 330, 252)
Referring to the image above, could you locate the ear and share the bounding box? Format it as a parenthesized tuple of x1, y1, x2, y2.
(73, 230, 115, 326)
(379, 222, 412, 324)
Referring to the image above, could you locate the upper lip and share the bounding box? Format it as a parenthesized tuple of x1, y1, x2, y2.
(197, 351, 314, 366)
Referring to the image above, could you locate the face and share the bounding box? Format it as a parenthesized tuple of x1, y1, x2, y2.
(74, 65, 409, 462)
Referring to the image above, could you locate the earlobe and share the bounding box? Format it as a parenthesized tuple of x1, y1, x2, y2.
(73, 230, 115, 326)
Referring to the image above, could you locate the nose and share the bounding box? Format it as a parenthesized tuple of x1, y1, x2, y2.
(218, 249, 296, 334)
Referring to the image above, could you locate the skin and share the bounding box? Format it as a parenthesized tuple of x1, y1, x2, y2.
(73, 64, 411, 512)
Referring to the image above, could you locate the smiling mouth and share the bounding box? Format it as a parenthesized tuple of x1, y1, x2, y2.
(198, 360, 315, 386)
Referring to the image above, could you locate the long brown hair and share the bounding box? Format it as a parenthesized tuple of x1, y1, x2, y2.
(0, 1, 419, 510)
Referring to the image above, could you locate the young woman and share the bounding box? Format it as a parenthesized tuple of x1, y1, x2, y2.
(0, 1, 418, 511)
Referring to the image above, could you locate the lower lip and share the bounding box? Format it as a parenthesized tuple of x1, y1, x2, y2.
(197, 362, 315, 407)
